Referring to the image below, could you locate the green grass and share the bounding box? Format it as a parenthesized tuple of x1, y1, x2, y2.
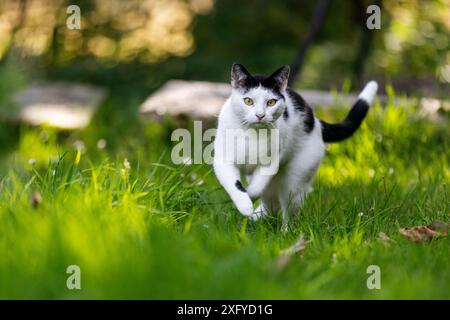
(0, 92, 448, 299)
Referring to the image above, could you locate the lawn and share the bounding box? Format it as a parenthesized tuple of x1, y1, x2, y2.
(0, 89, 448, 299)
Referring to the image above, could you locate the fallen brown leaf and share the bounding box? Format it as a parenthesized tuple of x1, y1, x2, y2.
(378, 232, 392, 245)
(31, 191, 42, 209)
(280, 234, 309, 255)
(274, 255, 292, 270)
(428, 220, 450, 234)
(275, 234, 310, 270)
(399, 220, 449, 242)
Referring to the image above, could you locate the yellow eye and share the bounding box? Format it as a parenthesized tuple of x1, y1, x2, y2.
(267, 99, 277, 107)
(243, 97, 254, 106)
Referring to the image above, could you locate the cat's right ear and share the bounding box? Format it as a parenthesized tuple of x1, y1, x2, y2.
(270, 65, 290, 91)
(231, 63, 251, 89)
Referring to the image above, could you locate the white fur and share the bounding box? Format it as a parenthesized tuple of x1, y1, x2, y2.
(358, 81, 378, 104)
(214, 80, 376, 227)
(214, 85, 324, 225)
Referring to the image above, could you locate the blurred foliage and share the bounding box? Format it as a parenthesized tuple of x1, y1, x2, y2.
(0, 0, 448, 95)
(0, 0, 213, 62)
(377, 0, 450, 84)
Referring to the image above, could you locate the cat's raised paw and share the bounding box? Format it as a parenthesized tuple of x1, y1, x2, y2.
(248, 207, 267, 221)
(235, 198, 254, 217)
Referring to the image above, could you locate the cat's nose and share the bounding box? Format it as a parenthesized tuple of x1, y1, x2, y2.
(256, 113, 265, 120)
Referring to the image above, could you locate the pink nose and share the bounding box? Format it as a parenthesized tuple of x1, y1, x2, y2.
(256, 113, 265, 120)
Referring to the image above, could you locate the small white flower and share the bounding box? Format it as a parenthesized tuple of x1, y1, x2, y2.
(96, 139, 107, 150)
(332, 253, 337, 264)
(358, 212, 364, 217)
(123, 158, 131, 170)
(28, 158, 36, 166)
(376, 134, 383, 142)
(73, 140, 86, 153)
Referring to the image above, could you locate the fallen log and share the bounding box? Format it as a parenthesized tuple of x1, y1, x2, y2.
(140, 80, 448, 124)
(8, 82, 106, 129)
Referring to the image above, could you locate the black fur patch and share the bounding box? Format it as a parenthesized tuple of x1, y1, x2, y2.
(303, 106, 315, 133)
(240, 75, 285, 99)
(286, 88, 306, 112)
(231, 64, 285, 99)
(283, 107, 289, 120)
(235, 180, 246, 192)
(287, 88, 315, 133)
(232, 65, 319, 129)
(320, 99, 369, 142)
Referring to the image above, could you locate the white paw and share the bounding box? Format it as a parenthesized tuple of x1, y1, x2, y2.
(248, 206, 267, 222)
(248, 211, 263, 221)
(235, 197, 254, 217)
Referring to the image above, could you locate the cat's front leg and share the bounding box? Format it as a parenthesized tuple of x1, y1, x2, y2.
(213, 162, 255, 217)
(246, 167, 274, 200)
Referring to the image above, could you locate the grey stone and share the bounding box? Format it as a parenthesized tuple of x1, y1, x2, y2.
(11, 82, 106, 129)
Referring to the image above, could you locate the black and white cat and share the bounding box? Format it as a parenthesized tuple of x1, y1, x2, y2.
(213, 64, 378, 225)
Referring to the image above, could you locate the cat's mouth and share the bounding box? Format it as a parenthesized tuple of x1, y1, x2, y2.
(249, 121, 272, 128)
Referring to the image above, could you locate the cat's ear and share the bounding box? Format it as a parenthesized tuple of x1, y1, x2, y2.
(231, 63, 252, 89)
(270, 65, 290, 91)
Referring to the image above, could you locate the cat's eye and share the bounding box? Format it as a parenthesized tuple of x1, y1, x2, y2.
(267, 99, 277, 107)
(243, 97, 254, 106)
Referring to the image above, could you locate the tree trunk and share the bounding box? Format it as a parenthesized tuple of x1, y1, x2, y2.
(352, 0, 382, 85)
(289, 0, 332, 86)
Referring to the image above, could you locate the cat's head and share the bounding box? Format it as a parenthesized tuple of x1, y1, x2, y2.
(230, 63, 290, 127)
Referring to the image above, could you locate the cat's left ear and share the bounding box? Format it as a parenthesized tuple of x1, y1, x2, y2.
(231, 63, 252, 89)
(270, 65, 290, 91)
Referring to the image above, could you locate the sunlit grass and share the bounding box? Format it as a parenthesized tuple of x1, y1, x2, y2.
(0, 96, 448, 299)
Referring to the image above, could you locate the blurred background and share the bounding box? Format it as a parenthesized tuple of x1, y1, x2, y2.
(0, 0, 448, 163)
(0, 1, 449, 299)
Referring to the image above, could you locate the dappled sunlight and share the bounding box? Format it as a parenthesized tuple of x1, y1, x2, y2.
(0, 0, 448, 300)
(20, 103, 93, 129)
(18, 128, 63, 168)
(319, 121, 381, 185)
(0, 0, 214, 62)
(379, 0, 449, 79)
(316, 99, 449, 188)
(331, 216, 364, 260)
(0, 99, 448, 297)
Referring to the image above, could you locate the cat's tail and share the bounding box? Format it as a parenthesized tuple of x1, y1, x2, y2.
(320, 81, 378, 143)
